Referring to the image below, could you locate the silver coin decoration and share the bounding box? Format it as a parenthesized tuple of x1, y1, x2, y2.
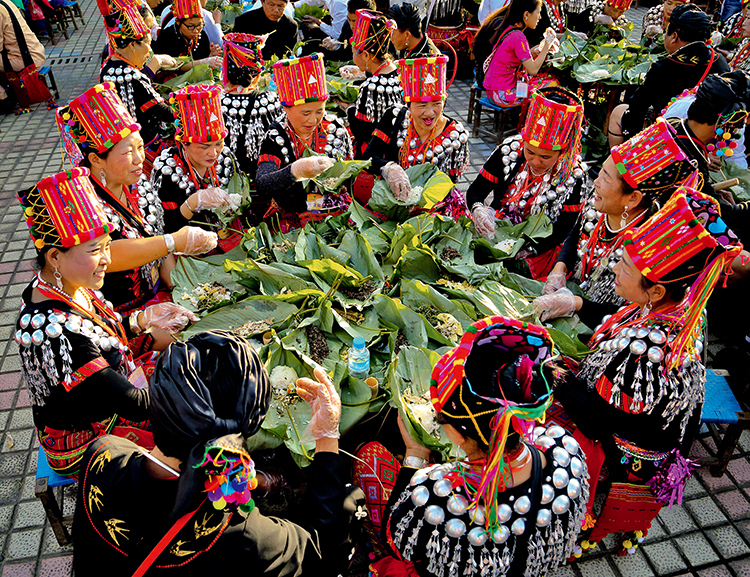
(433, 478, 453, 498)
(411, 485, 429, 507)
(570, 456, 584, 478)
(409, 468, 430, 486)
(513, 496, 531, 515)
(536, 436, 555, 450)
(536, 509, 552, 527)
(469, 505, 485, 525)
(552, 468, 570, 489)
(429, 466, 448, 481)
(552, 494, 571, 514)
(445, 518, 467, 538)
(562, 435, 580, 455)
(546, 425, 565, 438)
(492, 525, 510, 544)
(447, 494, 469, 516)
(511, 518, 526, 536)
(541, 484, 555, 504)
(467, 526, 488, 547)
(553, 446, 571, 467)
(424, 505, 445, 526)
(497, 503, 513, 523)
(567, 478, 582, 499)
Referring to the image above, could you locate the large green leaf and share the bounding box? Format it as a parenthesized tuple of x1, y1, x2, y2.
(181, 295, 299, 339)
(326, 78, 360, 104)
(368, 164, 455, 221)
(171, 247, 246, 313)
(294, 3, 328, 20)
(385, 346, 453, 454)
(473, 212, 553, 259)
(225, 259, 318, 294)
(311, 159, 371, 193)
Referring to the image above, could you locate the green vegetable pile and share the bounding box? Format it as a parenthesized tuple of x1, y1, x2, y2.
(173, 171, 591, 467)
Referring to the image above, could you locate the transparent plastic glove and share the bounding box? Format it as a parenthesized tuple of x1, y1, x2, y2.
(296, 367, 341, 440)
(321, 36, 342, 50)
(548, 38, 561, 54)
(542, 272, 567, 295)
(472, 206, 495, 239)
(543, 27, 557, 43)
(533, 288, 577, 322)
(711, 30, 722, 46)
(155, 54, 178, 69)
(181, 227, 218, 255)
(195, 187, 231, 211)
(382, 162, 411, 200)
(196, 56, 222, 69)
(594, 13, 614, 26)
(291, 156, 335, 180)
(644, 24, 661, 37)
(141, 302, 199, 333)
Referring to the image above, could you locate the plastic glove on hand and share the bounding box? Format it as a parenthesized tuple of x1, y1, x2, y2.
(471, 206, 495, 239)
(296, 367, 342, 440)
(542, 272, 567, 295)
(533, 288, 577, 322)
(382, 162, 411, 201)
(195, 187, 231, 211)
(181, 227, 218, 255)
(141, 302, 199, 333)
(291, 156, 335, 180)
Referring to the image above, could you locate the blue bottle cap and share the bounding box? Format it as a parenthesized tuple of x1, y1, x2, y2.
(352, 336, 365, 349)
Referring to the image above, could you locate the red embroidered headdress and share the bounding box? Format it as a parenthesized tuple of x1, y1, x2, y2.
(273, 53, 329, 107)
(398, 55, 448, 102)
(170, 84, 228, 143)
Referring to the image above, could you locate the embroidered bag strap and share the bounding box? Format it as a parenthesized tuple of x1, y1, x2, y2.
(483, 26, 517, 75)
(130, 503, 203, 577)
(0, 0, 34, 71)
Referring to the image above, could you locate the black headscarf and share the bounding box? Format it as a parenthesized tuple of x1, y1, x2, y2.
(149, 330, 271, 517)
(688, 71, 750, 124)
(666, 4, 711, 43)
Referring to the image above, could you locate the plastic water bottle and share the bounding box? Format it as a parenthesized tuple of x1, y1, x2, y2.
(348, 337, 370, 379)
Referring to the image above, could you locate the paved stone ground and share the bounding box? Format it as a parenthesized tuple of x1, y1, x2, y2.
(2, 3, 750, 575)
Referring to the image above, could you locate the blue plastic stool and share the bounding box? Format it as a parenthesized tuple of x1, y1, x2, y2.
(700, 369, 749, 477)
(36, 446, 75, 545)
(38, 66, 60, 101)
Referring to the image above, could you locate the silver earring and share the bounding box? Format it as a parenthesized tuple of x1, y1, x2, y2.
(99, 169, 107, 188)
(53, 267, 64, 291)
(641, 298, 652, 318)
(620, 206, 629, 229)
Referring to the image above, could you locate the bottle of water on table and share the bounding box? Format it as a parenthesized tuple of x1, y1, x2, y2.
(348, 336, 370, 379)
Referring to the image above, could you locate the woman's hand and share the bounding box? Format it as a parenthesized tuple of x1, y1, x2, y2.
(542, 268, 568, 294)
(296, 367, 341, 440)
(291, 156, 334, 180)
(172, 226, 218, 255)
(382, 162, 411, 200)
(644, 24, 661, 37)
(140, 302, 198, 333)
(155, 54, 178, 69)
(209, 43, 221, 57)
(397, 415, 430, 459)
(533, 288, 578, 321)
(471, 205, 495, 239)
(192, 187, 231, 211)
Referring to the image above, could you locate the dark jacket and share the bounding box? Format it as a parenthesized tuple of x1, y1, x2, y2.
(232, 8, 299, 61)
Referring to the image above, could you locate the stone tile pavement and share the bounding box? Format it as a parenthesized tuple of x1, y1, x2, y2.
(1, 1, 749, 575)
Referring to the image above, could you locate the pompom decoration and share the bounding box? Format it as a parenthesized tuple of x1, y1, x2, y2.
(197, 444, 258, 516)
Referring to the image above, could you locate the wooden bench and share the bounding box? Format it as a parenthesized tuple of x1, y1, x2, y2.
(700, 369, 750, 477)
(35, 446, 75, 545)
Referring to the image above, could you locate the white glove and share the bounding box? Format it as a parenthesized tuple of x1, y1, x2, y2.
(196, 56, 222, 69)
(542, 272, 567, 295)
(382, 162, 411, 201)
(155, 54, 178, 69)
(296, 367, 341, 440)
(140, 302, 198, 333)
(194, 187, 231, 211)
(321, 37, 341, 50)
(182, 227, 218, 255)
(533, 288, 577, 322)
(471, 206, 495, 239)
(291, 156, 335, 180)
(594, 14, 614, 26)
(543, 27, 557, 43)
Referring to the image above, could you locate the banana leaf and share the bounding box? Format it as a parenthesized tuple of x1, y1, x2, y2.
(311, 159, 371, 193)
(472, 212, 553, 259)
(212, 167, 252, 225)
(399, 278, 476, 324)
(294, 3, 328, 20)
(161, 67, 217, 91)
(368, 164, 455, 221)
(295, 228, 351, 265)
(385, 346, 453, 454)
(709, 161, 750, 202)
(327, 78, 360, 103)
(241, 223, 301, 265)
(171, 246, 247, 313)
(181, 294, 300, 339)
(372, 294, 454, 347)
(338, 230, 385, 281)
(225, 258, 319, 294)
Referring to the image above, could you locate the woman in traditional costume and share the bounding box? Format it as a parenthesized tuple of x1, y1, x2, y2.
(468, 87, 586, 279)
(354, 316, 589, 577)
(256, 53, 354, 230)
(16, 170, 197, 476)
(347, 9, 403, 155)
(99, 2, 175, 177)
(57, 84, 217, 320)
(363, 55, 469, 215)
(220, 33, 282, 183)
(479, 0, 559, 107)
(641, 0, 689, 42)
(151, 84, 243, 251)
(730, 1, 750, 72)
(151, 0, 221, 68)
(534, 119, 698, 325)
(555, 188, 742, 554)
(569, 0, 631, 37)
